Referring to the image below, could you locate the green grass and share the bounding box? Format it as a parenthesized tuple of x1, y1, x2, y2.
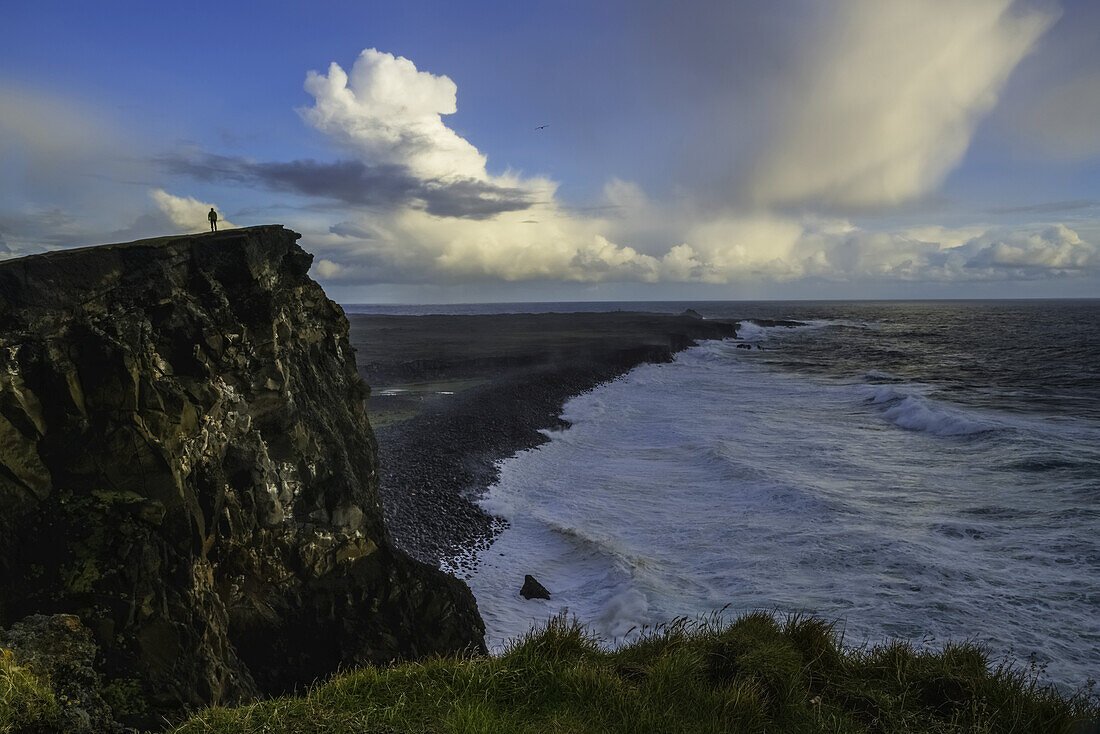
(173, 612, 1099, 734)
(0, 648, 60, 733)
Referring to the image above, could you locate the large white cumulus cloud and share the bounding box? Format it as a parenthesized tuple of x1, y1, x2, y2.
(299, 49, 659, 282)
(960, 224, 1099, 271)
(751, 0, 1054, 208)
(301, 49, 489, 182)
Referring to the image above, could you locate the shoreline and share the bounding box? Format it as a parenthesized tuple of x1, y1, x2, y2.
(349, 311, 738, 568)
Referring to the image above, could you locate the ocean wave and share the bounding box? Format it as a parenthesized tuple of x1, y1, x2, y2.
(864, 369, 905, 383)
(539, 519, 657, 579)
(859, 384, 997, 437)
(676, 340, 741, 367)
(735, 318, 876, 343)
(730, 321, 771, 342)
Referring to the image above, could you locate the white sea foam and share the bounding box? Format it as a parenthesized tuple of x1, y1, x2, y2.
(733, 321, 772, 342)
(464, 335, 1100, 688)
(859, 384, 998, 437)
(735, 317, 868, 344)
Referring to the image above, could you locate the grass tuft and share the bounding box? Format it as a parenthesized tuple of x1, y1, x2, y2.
(0, 648, 60, 733)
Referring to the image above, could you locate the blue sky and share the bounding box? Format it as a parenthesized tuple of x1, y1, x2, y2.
(2, 0, 1099, 301)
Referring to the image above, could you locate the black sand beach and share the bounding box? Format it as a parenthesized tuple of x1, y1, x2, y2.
(349, 311, 738, 568)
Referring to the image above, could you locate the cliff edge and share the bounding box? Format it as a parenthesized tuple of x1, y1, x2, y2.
(0, 226, 484, 724)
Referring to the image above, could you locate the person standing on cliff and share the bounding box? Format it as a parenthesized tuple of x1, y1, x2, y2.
(208, 208, 218, 231)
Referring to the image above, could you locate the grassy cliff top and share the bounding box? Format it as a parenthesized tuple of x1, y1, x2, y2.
(167, 611, 1097, 734)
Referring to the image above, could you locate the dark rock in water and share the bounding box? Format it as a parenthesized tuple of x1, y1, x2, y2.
(0, 226, 485, 726)
(681, 308, 703, 319)
(520, 574, 551, 600)
(0, 614, 123, 732)
(755, 344, 762, 350)
(736, 343, 753, 350)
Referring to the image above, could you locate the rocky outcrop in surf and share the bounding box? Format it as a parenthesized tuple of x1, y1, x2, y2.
(520, 575, 551, 600)
(0, 226, 484, 726)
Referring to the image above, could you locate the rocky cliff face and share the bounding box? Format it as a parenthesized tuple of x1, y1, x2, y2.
(0, 226, 484, 722)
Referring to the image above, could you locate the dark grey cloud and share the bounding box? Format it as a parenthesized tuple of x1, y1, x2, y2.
(0, 209, 84, 249)
(162, 152, 532, 220)
(0, 206, 186, 252)
(0, 209, 75, 237)
(415, 177, 533, 219)
(329, 221, 375, 239)
(986, 199, 1098, 215)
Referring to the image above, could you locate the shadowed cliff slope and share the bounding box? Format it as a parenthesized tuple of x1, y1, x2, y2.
(0, 226, 484, 723)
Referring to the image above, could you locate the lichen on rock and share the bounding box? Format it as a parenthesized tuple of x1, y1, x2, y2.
(0, 614, 124, 732)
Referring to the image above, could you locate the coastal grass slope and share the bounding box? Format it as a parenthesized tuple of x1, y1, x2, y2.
(0, 649, 59, 733)
(171, 612, 1098, 734)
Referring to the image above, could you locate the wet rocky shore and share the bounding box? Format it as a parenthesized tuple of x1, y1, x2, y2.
(349, 311, 739, 570)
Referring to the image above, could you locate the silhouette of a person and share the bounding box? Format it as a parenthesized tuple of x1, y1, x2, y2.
(208, 208, 218, 231)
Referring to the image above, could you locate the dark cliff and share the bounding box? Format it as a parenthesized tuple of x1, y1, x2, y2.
(0, 226, 484, 722)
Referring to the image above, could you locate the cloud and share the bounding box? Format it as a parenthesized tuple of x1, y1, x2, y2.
(602, 179, 650, 215)
(1012, 69, 1100, 159)
(292, 44, 1097, 290)
(667, 217, 1099, 284)
(309, 202, 1098, 286)
(986, 200, 1099, 215)
(960, 224, 1099, 271)
(163, 152, 533, 219)
(301, 49, 489, 182)
(150, 189, 235, 232)
(0, 207, 103, 255)
(0, 209, 81, 247)
(308, 202, 658, 284)
(4, 7, 1093, 299)
(314, 259, 346, 278)
(750, 0, 1054, 208)
(0, 81, 156, 247)
(295, 49, 665, 283)
(0, 83, 119, 180)
(416, 177, 534, 219)
(329, 220, 374, 239)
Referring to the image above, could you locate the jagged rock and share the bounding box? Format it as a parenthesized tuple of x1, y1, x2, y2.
(0, 227, 485, 726)
(681, 308, 703, 319)
(520, 575, 551, 600)
(0, 614, 129, 732)
(736, 343, 753, 350)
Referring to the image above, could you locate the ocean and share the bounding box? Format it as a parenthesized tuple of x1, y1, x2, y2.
(347, 300, 1100, 689)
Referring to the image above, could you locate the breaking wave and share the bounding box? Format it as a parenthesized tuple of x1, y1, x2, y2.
(859, 384, 998, 437)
